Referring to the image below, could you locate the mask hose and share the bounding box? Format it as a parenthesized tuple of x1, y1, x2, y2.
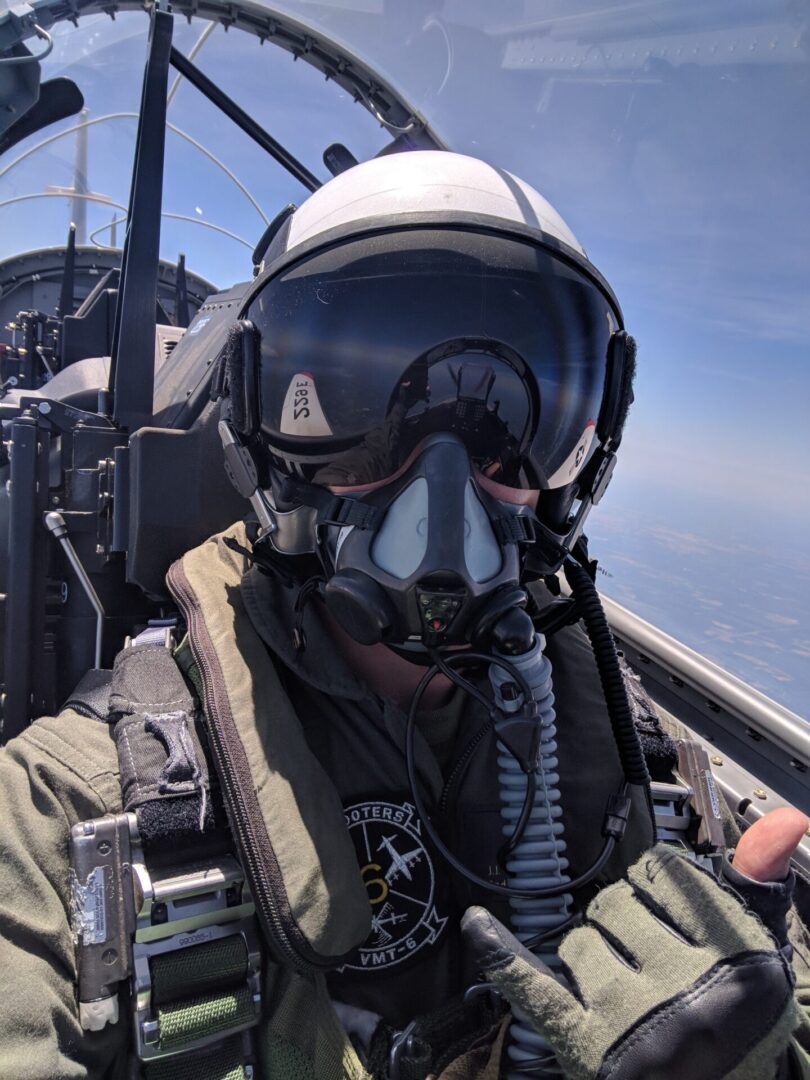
(491, 566, 654, 1075)
(404, 593, 641, 1077)
(489, 634, 571, 1078)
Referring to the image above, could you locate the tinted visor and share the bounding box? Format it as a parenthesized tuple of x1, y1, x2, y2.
(246, 228, 617, 489)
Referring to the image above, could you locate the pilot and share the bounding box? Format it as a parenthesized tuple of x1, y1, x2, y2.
(0, 151, 807, 1080)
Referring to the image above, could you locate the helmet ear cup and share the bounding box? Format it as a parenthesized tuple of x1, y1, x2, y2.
(222, 319, 260, 437)
(596, 331, 637, 450)
(612, 332, 636, 450)
(572, 333, 636, 503)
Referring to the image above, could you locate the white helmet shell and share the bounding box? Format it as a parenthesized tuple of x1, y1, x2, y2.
(282, 150, 585, 258)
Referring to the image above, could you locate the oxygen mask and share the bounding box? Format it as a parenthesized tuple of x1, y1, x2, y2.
(318, 432, 534, 649)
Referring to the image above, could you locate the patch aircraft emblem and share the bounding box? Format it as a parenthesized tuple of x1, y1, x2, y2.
(342, 800, 447, 972)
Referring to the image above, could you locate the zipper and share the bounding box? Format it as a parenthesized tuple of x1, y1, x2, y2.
(438, 716, 493, 815)
(167, 560, 342, 973)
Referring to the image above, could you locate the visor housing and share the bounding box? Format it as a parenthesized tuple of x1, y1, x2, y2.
(245, 227, 618, 490)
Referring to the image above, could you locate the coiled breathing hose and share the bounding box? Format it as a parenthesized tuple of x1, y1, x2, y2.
(490, 637, 571, 1078)
(403, 565, 650, 1076)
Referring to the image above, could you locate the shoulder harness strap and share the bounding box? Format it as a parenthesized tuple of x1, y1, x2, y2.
(109, 631, 214, 845)
(68, 623, 261, 1078)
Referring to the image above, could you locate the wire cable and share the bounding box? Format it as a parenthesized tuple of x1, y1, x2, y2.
(167, 21, 217, 107)
(0, 113, 269, 225)
(405, 655, 622, 899)
(89, 212, 252, 250)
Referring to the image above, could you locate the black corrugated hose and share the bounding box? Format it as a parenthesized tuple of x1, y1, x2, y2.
(563, 558, 651, 789)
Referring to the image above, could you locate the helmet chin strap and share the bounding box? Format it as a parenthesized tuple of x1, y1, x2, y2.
(219, 418, 374, 558)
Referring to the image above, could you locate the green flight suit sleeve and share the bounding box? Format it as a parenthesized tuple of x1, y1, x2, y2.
(790, 904, 810, 1076)
(0, 710, 128, 1080)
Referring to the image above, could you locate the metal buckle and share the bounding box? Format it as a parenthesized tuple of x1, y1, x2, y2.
(650, 778, 721, 871)
(124, 620, 178, 651)
(131, 846, 261, 1062)
(650, 779, 693, 845)
(463, 981, 502, 1012)
(388, 1018, 419, 1080)
(133, 1031, 257, 1078)
(647, 783, 699, 871)
(71, 812, 264, 1069)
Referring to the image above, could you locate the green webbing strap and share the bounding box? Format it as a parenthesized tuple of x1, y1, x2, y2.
(144, 1036, 246, 1080)
(151, 934, 248, 1005)
(157, 984, 255, 1052)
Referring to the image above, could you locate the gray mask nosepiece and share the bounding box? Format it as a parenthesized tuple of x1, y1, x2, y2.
(371, 473, 502, 584)
(323, 433, 530, 647)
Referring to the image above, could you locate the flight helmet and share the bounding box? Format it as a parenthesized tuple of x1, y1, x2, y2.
(220, 151, 636, 647)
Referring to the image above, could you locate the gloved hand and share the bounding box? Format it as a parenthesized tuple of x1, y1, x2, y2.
(462, 844, 801, 1080)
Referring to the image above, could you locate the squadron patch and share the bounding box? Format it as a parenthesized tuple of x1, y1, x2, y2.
(342, 799, 447, 972)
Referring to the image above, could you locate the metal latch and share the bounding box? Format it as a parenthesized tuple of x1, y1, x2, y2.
(69, 812, 136, 1031)
(132, 854, 261, 1061)
(70, 812, 261, 1067)
(675, 739, 726, 867)
(650, 740, 726, 873)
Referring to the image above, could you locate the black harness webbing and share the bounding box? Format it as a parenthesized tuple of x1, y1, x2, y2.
(108, 642, 216, 848)
(367, 991, 505, 1080)
(67, 635, 259, 1079)
(277, 474, 381, 529)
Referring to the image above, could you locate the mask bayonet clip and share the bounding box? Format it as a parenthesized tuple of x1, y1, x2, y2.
(218, 419, 277, 535)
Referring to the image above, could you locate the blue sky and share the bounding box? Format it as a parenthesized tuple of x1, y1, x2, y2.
(1, 2, 807, 710)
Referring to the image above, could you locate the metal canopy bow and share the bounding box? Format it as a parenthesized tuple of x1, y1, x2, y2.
(0, 0, 445, 139)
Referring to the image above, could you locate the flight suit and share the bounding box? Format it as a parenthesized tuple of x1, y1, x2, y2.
(0, 522, 806, 1079)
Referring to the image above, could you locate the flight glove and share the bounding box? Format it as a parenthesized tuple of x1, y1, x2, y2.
(462, 844, 801, 1080)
